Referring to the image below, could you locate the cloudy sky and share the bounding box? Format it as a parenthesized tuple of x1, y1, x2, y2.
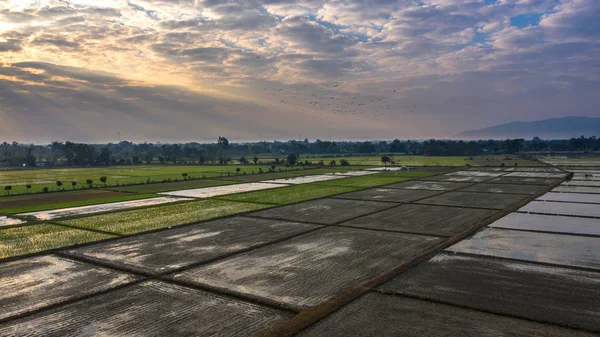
(0, 0, 598, 143)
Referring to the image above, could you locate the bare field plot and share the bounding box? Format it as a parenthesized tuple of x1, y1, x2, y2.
(171, 227, 441, 310)
(536, 192, 600, 204)
(519, 200, 600, 217)
(340, 204, 498, 236)
(416, 191, 528, 209)
(56, 200, 271, 235)
(446, 228, 600, 270)
(262, 174, 345, 185)
(19, 196, 191, 220)
(107, 179, 236, 193)
(489, 212, 600, 236)
(552, 185, 600, 194)
(65, 217, 320, 274)
(0, 280, 287, 336)
(380, 253, 600, 333)
(250, 198, 396, 225)
(384, 180, 470, 191)
(298, 293, 588, 337)
(335, 188, 442, 203)
(0, 216, 25, 227)
(160, 182, 287, 198)
(0, 255, 136, 320)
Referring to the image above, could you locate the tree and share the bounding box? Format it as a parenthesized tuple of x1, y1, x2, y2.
(239, 156, 248, 165)
(42, 187, 49, 193)
(218, 136, 229, 149)
(381, 156, 391, 167)
(340, 159, 350, 166)
(99, 176, 108, 186)
(253, 156, 259, 164)
(182, 173, 188, 179)
(71, 181, 77, 190)
(158, 156, 165, 164)
(25, 146, 37, 167)
(25, 184, 31, 194)
(4, 186, 12, 195)
(144, 152, 153, 164)
(96, 147, 111, 165)
(86, 179, 93, 188)
(236, 168, 241, 174)
(329, 160, 336, 166)
(56, 181, 63, 190)
(286, 153, 298, 166)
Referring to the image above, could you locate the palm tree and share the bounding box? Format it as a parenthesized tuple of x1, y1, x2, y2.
(56, 181, 63, 190)
(99, 176, 107, 186)
(25, 184, 31, 194)
(4, 185, 12, 195)
(381, 156, 391, 168)
(71, 181, 77, 190)
(86, 179, 93, 188)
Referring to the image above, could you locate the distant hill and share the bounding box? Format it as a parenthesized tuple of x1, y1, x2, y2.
(456, 116, 600, 139)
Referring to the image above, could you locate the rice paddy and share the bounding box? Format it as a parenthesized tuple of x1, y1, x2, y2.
(56, 200, 271, 235)
(216, 184, 361, 205)
(0, 166, 473, 259)
(0, 225, 115, 259)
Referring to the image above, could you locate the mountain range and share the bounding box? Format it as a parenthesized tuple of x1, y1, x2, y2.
(456, 116, 600, 139)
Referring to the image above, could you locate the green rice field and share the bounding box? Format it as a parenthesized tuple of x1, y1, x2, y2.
(0, 224, 115, 258)
(56, 200, 270, 235)
(216, 184, 361, 205)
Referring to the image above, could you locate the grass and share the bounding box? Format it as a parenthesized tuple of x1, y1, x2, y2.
(216, 184, 361, 205)
(0, 224, 115, 259)
(107, 179, 236, 193)
(0, 192, 157, 214)
(212, 167, 364, 182)
(309, 175, 418, 188)
(56, 200, 270, 235)
(0, 164, 313, 195)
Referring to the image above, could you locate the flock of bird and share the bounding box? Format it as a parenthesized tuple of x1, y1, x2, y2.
(232, 79, 418, 127)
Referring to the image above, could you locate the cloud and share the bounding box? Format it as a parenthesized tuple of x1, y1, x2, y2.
(0, 0, 598, 141)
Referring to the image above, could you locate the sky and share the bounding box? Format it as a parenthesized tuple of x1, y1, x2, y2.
(0, 0, 598, 143)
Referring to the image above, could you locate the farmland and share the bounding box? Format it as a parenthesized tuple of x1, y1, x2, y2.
(0, 165, 323, 195)
(0, 167, 447, 259)
(0, 155, 545, 196)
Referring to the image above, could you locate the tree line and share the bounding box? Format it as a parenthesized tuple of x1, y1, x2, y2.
(0, 136, 598, 167)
